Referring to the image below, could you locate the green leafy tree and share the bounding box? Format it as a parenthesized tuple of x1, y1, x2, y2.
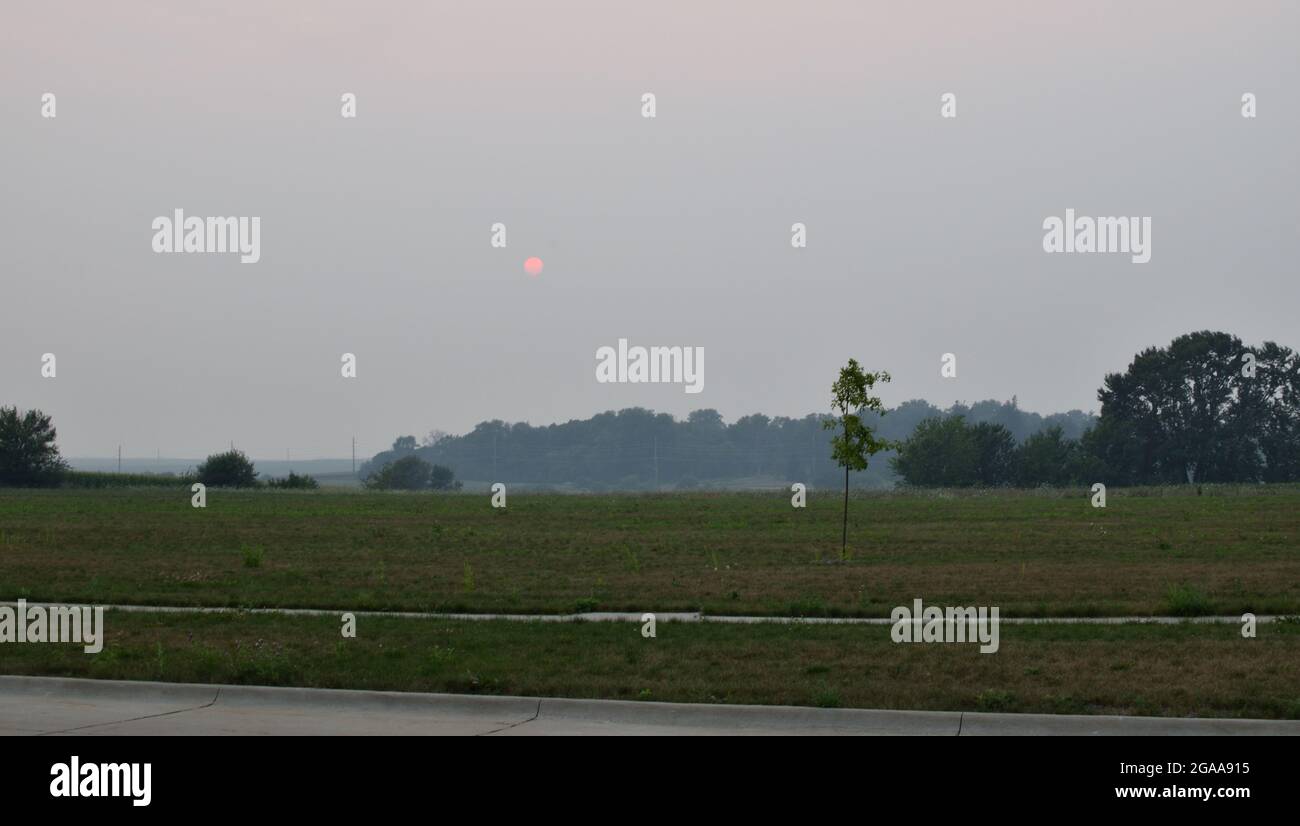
(0, 407, 68, 487)
(1090, 331, 1299, 484)
(890, 416, 973, 486)
(1015, 425, 1076, 487)
(824, 359, 892, 558)
(428, 463, 462, 491)
(893, 419, 1016, 487)
(197, 449, 258, 488)
(365, 454, 432, 490)
(1235, 340, 1300, 482)
(969, 422, 1018, 486)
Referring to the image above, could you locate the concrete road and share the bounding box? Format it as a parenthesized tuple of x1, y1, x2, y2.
(2, 676, 1297, 735)
(0, 601, 1283, 625)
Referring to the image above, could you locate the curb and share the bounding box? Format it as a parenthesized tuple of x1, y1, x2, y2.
(3, 675, 1298, 736)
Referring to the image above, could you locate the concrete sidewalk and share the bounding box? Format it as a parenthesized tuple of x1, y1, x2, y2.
(0, 601, 1282, 625)
(2, 676, 1297, 736)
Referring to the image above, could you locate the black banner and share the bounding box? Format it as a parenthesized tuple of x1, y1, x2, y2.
(1, 735, 1288, 813)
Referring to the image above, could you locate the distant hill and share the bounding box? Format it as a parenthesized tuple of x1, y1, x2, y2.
(363, 399, 1095, 491)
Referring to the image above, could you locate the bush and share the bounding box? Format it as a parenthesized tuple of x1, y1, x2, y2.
(365, 455, 432, 490)
(241, 544, 264, 568)
(1163, 584, 1214, 616)
(0, 407, 67, 487)
(266, 471, 319, 490)
(428, 463, 462, 491)
(364, 456, 461, 491)
(197, 450, 258, 488)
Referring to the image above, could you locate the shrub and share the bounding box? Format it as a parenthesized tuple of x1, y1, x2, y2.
(1163, 583, 1214, 616)
(428, 463, 462, 491)
(241, 545, 264, 568)
(266, 471, 319, 490)
(364, 455, 431, 490)
(197, 450, 258, 488)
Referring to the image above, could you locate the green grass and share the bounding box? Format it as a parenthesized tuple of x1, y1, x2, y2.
(3, 610, 1298, 719)
(240, 544, 264, 569)
(0, 485, 1298, 617)
(4, 484, 1294, 718)
(1162, 583, 1215, 616)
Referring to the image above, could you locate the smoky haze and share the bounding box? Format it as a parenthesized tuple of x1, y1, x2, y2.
(2, 1, 1297, 459)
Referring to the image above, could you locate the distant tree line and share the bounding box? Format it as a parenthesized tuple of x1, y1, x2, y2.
(893, 332, 1300, 487)
(0, 429, 324, 490)
(892, 419, 1102, 487)
(6, 331, 1294, 492)
(366, 332, 1298, 490)
(364, 399, 1095, 490)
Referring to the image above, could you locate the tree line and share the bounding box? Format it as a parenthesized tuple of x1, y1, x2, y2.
(0, 418, 461, 492)
(5, 330, 1295, 491)
(365, 331, 1298, 490)
(892, 332, 1299, 487)
(365, 398, 1093, 490)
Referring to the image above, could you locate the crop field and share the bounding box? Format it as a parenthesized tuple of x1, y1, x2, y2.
(1, 485, 1298, 618)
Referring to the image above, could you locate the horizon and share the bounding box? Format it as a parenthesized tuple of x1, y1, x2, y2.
(61, 393, 1099, 462)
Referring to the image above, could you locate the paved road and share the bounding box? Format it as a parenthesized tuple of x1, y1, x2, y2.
(2, 676, 1296, 736)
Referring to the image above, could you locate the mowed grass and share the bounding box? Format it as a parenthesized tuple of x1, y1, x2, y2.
(1, 485, 1298, 617)
(4, 611, 1299, 719)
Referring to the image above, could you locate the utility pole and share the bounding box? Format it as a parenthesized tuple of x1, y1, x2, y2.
(810, 427, 816, 479)
(653, 437, 659, 491)
(117, 445, 121, 474)
(351, 437, 356, 474)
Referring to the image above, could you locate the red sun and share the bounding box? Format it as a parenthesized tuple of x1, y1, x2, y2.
(524, 257, 544, 277)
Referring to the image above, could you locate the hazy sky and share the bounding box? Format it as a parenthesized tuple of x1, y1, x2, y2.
(3, 1, 1297, 458)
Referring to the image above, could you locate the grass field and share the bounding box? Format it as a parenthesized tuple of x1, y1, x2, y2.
(3, 485, 1298, 717)
(3, 611, 1298, 719)
(1, 485, 1298, 617)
